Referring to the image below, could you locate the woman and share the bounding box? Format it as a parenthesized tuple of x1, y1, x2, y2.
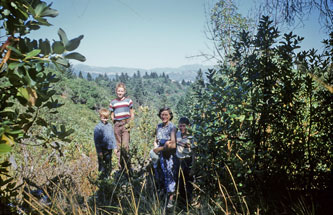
(153, 107, 177, 208)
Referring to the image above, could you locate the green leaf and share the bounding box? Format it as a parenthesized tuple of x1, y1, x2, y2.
(39, 39, 51, 55)
(54, 57, 69, 66)
(36, 63, 43, 72)
(3, 9, 10, 16)
(17, 87, 29, 101)
(36, 118, 48, 127)
(35, 17, 51, 26)
(7, 46, 22, 55)
(24, 49, 41, 60)
(26, 21, 41, 30)
(27, 4, 36, 16)
(22, 70, 36, 86)
(34, 3, 47, 17)
(40, 4, 58, 17)
(237, 115, 246, 121)
(6, 129, 22, 135)
(64, 52, 86, 62)
(230, 114, 237, 118)
(220, 134, 228, 139)
(65, 35, 84, 51)
(52, 41, 65, 54)
(0, 144, 12, 155)
(34, 2, 58, 18)
(8, 62, 24, 70)
(10, 2, 18, 9)
(58, 28, 68, 45)
(247, 115, 253, 121)
(66, 129, 74, 136)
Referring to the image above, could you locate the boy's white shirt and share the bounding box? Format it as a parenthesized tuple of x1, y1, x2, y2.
(176, 131, 192, 159)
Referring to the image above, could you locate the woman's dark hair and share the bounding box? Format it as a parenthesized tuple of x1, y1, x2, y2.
(178, 117, 190, 125)
(158, 107, 173, 121)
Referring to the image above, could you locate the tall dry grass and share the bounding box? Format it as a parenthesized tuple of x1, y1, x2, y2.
(17, 159, 258, 215)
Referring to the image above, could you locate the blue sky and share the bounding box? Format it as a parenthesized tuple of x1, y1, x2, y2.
(29, 0, 328, 69)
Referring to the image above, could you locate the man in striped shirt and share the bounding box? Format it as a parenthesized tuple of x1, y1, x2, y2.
(110, 82, 134, 171)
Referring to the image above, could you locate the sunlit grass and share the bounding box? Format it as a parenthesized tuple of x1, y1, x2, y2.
(17, 160, 259, 215)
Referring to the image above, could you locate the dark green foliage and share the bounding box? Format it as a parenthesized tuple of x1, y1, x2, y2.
(63, 68, 189, 112)
(0, 0, 85, 210)
(1, 1, 331, 213)
(0, 160, 18, 213)
(133, 79, 145, 105)
(78, 71, 84, 79)
(57, 75, 110, 110)
(86, 72, 93, 81)
(189, 16, 332, 213)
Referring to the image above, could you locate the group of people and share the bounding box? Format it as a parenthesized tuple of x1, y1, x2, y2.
(151, 108, 194, 208)
(93, 82, 194, 208)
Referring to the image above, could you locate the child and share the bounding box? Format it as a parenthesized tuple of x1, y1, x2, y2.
(94, 108, 117, 179)
(175, 117, 194, 205)
(109, 82, 134, 170)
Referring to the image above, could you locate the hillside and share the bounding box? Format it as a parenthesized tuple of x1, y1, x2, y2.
(55, 67, 190, 113)
(73, 64, 213, 82)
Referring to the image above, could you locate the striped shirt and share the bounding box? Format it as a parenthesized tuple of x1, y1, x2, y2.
(109, 97, 133, 121)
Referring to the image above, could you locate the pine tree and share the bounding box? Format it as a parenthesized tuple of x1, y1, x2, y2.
(78, 71, 84, 79)
(87, 72, 93, 81)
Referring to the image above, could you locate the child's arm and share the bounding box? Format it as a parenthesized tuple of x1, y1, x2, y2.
(94, 126, 102, 154)
(110, 126, 117, 149)
(130, 108, 135, 121)
(94, 127, 100, 145)
(125, 108, 135, 129)
(110, 112, 115, 122)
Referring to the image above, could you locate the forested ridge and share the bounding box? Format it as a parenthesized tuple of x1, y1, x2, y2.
(1, 0, 332, 214)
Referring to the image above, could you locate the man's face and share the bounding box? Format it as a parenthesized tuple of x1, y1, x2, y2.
(116, 87, 125, 99)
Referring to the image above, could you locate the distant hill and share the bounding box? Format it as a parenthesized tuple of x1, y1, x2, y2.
(73, 64, 214, 82)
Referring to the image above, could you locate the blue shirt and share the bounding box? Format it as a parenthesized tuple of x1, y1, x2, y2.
(94, 122, 116, 153)
(156, 122, 176, 146)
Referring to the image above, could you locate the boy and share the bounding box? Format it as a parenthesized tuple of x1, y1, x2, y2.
(109, 82, 134, 170)
(175, 117, 194, 205)
(94, 108, 117, 179)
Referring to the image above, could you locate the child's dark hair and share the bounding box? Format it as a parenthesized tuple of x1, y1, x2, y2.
(158, 107, 173, 120)
(178, 117, 190, 125)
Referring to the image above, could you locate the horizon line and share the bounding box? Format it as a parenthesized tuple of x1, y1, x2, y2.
(72, 62, 216, 70)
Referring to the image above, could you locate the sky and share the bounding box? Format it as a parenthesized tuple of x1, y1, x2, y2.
(29, 0, 328, 69)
